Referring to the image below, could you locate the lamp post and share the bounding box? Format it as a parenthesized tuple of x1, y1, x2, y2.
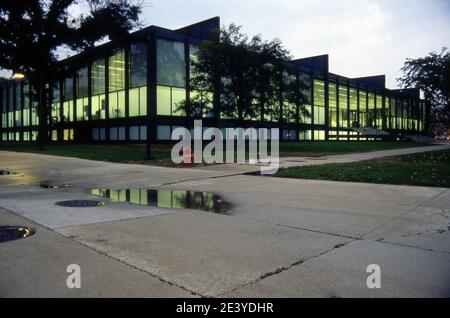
(13, 72, 26, 80)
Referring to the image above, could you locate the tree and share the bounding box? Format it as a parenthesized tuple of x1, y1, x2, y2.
(250, 35, 291, 123)
(0, 0, 142, 149)
(187, 24, 306, 126)
(398, 48, 450, 132)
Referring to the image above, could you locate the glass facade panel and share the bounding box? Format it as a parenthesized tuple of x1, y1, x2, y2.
(328, 83, 337, 128)
(299, 130, 312, 141)
(359, 90, 367, 128)
(63, 129, 74, 141)
(77, 67, 89, 97)
(389, 97, 395, 129)
(395, 99, 402, 130)
(31, 86, 39, 126)
(129, 86, 147, 117)
(51, 82, 60, 124)
(313, 79, 325, 125)
(76, 97, 89, 121)
(91, 94, 106, 120)
(338, 84, 348, 128)
(63, 101, 73, 122)
(314, 130, 326, 141)
(63, 76, 73, 122)
(109, 49, 125, 92)
(368, 92, 375, 128)
(157, 39, 186, 88)
(92, 58, 105, 95)
(190, 90, 214, 118)
(128, 44, 148, 118)
(157, 86, 185, 116)
(189, 45, 201, 87)
(14, 83, 21, 128)
(376, 94, 383, 128)
(403, 99, 408, 130)
(108, 90, 126, 119)
(172, 87, 186, 116)
(130, 43, 147, 88)
(349, 88, 358, 128)
(299, 73, 312, 124)
(1, 87, 7, 129)
(157, 86, 171, 116)
(22, 83, 30, 127)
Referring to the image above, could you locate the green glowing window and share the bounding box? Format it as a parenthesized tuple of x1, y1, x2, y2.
(109, 49, 125, 92)
(92, 58, 106, 95)
(157, 86, 186, 116)
(349, 88, 357, 111)
(157, 86, 171, 116)
(129, 86, 147, 117)
(313, 80, 325, 107)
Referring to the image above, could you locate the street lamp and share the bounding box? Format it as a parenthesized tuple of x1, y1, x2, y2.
(13, 72, 25, 80)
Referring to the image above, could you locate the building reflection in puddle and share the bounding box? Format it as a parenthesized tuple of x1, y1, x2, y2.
(0, 170, 17, 176)
(90, 188, 231, 214)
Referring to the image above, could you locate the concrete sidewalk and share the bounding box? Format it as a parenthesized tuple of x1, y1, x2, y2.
(1, 147, 449, 297)
(196, 143, 450, 173)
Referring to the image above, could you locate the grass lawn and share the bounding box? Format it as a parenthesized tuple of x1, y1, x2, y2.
(0, 141, 427, 167)
(276, 150, 450, 188)
(0, 143, 176, 166)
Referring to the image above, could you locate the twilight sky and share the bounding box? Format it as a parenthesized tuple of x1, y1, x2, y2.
(142, 0, 450, 89)
(2, 0, 449, 89)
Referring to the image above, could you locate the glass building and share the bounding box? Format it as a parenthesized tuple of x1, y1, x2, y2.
(0, 17, 427, 143)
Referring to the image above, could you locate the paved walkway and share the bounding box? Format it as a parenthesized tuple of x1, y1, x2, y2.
(197, 143, 450, 173)
(0, 145, 449, 297)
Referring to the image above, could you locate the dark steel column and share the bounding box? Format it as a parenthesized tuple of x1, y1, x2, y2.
(146, 32, 157, 159)
(105, 53, 110, 142)
(324, 73, 330, 141)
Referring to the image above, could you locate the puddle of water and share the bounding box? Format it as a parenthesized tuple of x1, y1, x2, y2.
(90, 188, 231, 214)
(304, 157, 327, 161)
(243, 171, 273, 177)
(55, 200, 105, 208)
(40, 183, 72, 189)
(0, 170, 17, 176)
(0, 226, 35, 243)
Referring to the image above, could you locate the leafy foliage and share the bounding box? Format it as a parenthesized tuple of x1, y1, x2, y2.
(0, 0, 142, 148)
(398, 48, 450, 128)
(185, 24, 310, 123)
(0, 0, 142, 76)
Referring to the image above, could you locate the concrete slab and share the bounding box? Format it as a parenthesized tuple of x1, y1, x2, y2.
(420, 189, 450, 209)
(0, 185, 180, 229)
(224, 240, 450, 298)
(58, 212, 352, 297)
(0, 150, 244, 189)
(364, 206, 450, 253)
(1, 149, 450, 298)
(0, 208, 193, 298)
(159, 175, 446, 238)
